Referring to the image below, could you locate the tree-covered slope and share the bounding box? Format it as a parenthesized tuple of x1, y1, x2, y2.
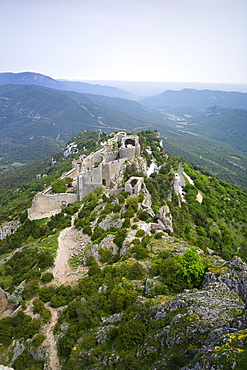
(185, 106, 247, 153)
(141, 88, 247, 112)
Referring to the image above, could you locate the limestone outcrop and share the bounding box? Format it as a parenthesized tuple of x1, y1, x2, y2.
(156, 205, 173, 232)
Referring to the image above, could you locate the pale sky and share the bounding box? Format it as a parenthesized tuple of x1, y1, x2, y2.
(1, 0, 247, 84)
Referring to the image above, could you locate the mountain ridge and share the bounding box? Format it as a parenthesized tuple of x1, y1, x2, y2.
(0, 71, 138, 100)
(0, 129, 246, 369)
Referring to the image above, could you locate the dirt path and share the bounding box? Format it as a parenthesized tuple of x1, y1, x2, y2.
(42, 306, 60, 370)
(52, 218, 89, 286)
(42, 218, 89, 368)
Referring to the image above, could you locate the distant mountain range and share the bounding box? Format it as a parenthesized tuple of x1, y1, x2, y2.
(0, 72, 138, 100)
(141, 88, 247, 113)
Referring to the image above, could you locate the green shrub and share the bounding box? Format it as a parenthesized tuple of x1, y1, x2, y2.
(114, 228, 127, 248)
(173, 247, 206, 287)
(13, 351, 44, 369)
(123, 217, 130, 228)
(51, 179, 67, 193)
(50, 294, 67, 308)
(130, 245, 149, 260)
(39, 286, 57, 302)
(88, 265, 101, 276)
(40, 308, 52, 321)
(155, 232, 164, 239)
(86, 255, 98, 267)
(127, 262, 147, 280)
(137, 210, 149, 221)
(135, 229, 145, 237)
(120, 319, 146, 349)
(83, 224, 92, 236)
(33, 298, 45, 313)
(41, 272, 54, 283)
(118, 194, 125, 204)
(99, 248, 113, 263)
(32, 333, 46, 349)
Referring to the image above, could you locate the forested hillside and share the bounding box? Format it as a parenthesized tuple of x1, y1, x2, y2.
(0, 130, 246, 370)
(141, 88, 247, 112)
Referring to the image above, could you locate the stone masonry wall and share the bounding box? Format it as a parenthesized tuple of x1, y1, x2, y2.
(28, 192, 77, 220)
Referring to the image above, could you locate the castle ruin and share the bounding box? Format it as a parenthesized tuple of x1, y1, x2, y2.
(28, 132, 141, 219)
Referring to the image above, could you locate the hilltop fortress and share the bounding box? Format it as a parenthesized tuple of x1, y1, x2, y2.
(28, 132, 142, 219)
(77, 131, 141, 200)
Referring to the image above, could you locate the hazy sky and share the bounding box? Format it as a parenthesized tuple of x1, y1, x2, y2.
(1, 0, 247, 84)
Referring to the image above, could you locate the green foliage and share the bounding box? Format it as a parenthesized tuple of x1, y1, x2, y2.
(99, 248, 113, 263)
(127, 262, 147, 280)
(130, 245, 149, 260)
(107, 285, 138, 313)
(13, 350, 44, 369)
(38, 286, 57, 302)
(32, 333, 46, 349)
(41, 272, 54, 283)
(174, 247, 206, 286)
(33, 298, 45, 314)
(0, 311, 41, 347)
(120, 319, 146, 349)
(135, 229, 145, 237)
(113, 228, 127, 248)
(51, 179, 67, 193)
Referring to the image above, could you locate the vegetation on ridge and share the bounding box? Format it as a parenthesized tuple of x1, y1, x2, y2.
(0, 129, 246, 370)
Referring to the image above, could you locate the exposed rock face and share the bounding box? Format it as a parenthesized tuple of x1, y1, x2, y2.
(152, 284, 244, 349)
(202, 256, 247, 300)
(156, 205, 173, 232)
(28, 347, 46, 362)
(9, 340, 25, 366)
(98, 213, 123, 231)
(86, 234, 118, 262)
(0, 221, 20, 240)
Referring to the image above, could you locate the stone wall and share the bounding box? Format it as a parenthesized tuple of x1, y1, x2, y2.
(125, 177, 144, 195)
(28, 192, 77, 220)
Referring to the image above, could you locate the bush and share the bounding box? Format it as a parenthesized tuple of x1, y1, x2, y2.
(99, 248, 112, 263)
(50, 294, 67, 308)
(51, 179, 67, 193)
(41, 272, 54, 283)
(127, 262, 147, 280)
(173, 247, 206, 287)
(135, 229, 145, 237)
(32, 333, 46, 349)
(86, 255, 98, 267)
(33, 298, 45, 313)
(114, 228, 127, 248)
(88, 265, 101, 276)
(39, 286, 57, 302)
(155, 232, 164, 239)
(40, 308, 52, 321)
(120, 319, 146, 349)
(137, 210, 149, 221)
(130, 245, 149, 260)
(83, 224, 92, 236)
